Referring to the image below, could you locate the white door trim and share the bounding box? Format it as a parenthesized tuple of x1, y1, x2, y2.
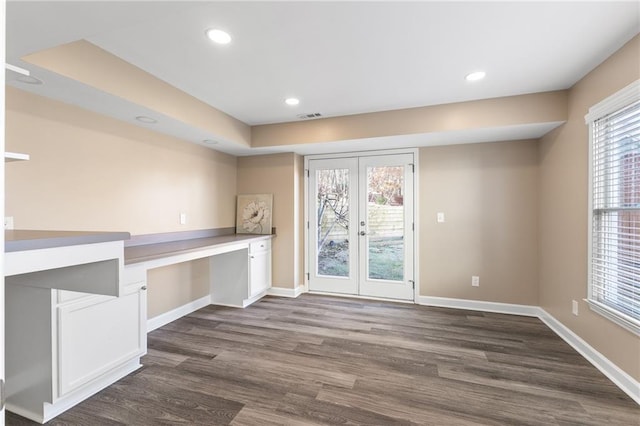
(304, 148, 418, 302)
(1, 1, 7, 423)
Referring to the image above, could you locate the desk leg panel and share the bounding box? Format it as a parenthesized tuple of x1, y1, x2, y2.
(5, 284, 54, 417)
(210, 249, 249, 308)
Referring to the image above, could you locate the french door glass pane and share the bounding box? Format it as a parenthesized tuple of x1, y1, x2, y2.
(316, 169, 350, 277)
(367, 165, 404, 281)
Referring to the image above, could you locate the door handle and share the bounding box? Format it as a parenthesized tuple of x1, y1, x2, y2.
(359, 231, 366, 236)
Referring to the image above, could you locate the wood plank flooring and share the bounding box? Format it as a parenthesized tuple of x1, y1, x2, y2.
(7, 294, 639, 425)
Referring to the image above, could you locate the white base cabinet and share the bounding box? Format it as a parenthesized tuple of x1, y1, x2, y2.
(3, 233, 272, 422)
(249, 240, 271, 298)
(210, 239, 272, 307)
(5, 281, 146, 423)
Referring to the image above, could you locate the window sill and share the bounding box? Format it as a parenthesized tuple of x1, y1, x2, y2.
(585, 299, 640, 337)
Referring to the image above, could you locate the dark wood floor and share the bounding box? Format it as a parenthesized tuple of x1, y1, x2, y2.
(7, 294, 639, 425)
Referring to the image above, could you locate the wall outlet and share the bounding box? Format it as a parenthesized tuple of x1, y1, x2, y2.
(472, 276, 480, 287)
(4, 216, 14, 230)
(179, 213, 187, 225)
(437, 212, 445, 223)
(572, 300, 579, 316)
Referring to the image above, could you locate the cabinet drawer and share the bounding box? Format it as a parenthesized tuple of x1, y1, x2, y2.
(250, 239, 271, 254)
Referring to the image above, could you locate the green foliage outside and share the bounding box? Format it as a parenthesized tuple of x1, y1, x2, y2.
(318, 238, 403, 281)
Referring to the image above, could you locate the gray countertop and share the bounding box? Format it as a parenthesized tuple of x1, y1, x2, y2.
(124, 234, 272, 265)
(5, 230, 131, 252)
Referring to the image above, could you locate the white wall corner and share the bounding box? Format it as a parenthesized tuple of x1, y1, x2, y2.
(267, 285, 305, 298)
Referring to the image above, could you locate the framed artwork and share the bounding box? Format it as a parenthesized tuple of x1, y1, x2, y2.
(236, 194, 273, 234)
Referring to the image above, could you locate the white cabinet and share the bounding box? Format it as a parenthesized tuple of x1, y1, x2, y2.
(5, 281, 146, 423)
(210, 237, 272, 307)
(249, 239, 271, 298)
(57, 283, 146, 397)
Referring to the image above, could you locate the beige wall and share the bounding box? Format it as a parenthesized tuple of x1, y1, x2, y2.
(5, 87, 238, 318)
(539, 35, 640, 381)
(419, 140, 539, 305)
(24, 40, 251, 147)
(237, 153, 300, 289)
(253, 91, 567, 147)
(146, 259, 210, 318)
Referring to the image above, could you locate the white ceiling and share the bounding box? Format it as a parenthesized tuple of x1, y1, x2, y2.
(5, 1, 640, 154)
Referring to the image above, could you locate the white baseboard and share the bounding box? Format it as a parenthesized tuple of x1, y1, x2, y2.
(416, 295, 639, 405)
(267, 285, 305, 298)
(538, 308, 640, 405)
(147, 294, 211, 332)
(310, 290, 414, 304)
(417, 295, 540, 317)
(241, 291, 268, 308)
(146, 288, 299, 333)
(7, 359, 142, 423)
(5, 404, 42, 424)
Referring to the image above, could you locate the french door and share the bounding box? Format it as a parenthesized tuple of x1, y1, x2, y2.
(308, 153, 414, 300)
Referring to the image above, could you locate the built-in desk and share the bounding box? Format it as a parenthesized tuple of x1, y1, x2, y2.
(4, 229, 273, 423)
(5, 230, 138, 424)
(124, 232, 273, 314)
(5, 230, 129, 295)
(125, 233, 270, 265)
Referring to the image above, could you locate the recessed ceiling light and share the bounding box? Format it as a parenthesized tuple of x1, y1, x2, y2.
(206, 28, 231, 44)
(16, 75, 43, 85)
(465, 71, 486, 82)
(202, 139, 219, 145)
(135, 116, 157, 124)
(285, 98, 300, 106)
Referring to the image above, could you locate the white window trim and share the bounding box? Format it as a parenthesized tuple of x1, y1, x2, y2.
(585, 79, 640, 336)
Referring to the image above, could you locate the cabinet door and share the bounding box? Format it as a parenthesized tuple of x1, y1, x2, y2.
(249, 250, 271, 298)
(56, 284, 145, 398)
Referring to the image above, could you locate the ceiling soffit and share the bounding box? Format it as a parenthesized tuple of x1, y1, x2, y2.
(21, 40, 569, 155)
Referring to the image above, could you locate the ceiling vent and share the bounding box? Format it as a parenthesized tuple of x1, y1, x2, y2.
(297, 112, 322, 119)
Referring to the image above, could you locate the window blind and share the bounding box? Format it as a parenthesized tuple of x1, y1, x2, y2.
(588, 81, 640, 335)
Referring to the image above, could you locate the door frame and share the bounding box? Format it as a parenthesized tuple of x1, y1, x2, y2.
(303, 148, 419, 303)
(1, 1, 7, 423)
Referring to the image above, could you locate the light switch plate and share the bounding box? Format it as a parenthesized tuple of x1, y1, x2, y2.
(4, 216, 14, 230)
(472, 276, 480, 287)
(437, 212, 445, 223)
